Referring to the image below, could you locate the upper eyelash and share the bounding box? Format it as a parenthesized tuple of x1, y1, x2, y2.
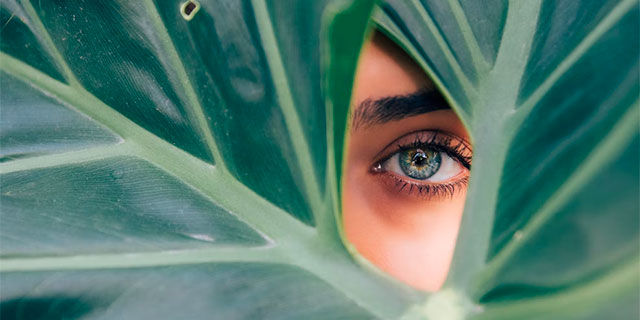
(402, 141, 471, 169)
(377, 130, 472, 170)
(370, 130, 472, 200)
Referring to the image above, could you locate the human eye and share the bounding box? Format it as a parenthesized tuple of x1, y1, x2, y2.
(370, 130, 471, 199)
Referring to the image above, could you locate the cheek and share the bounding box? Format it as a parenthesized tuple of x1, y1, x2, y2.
(342, 164, 466, 291)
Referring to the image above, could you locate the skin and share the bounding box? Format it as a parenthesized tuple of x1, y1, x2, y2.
(343, 32, 470, 291)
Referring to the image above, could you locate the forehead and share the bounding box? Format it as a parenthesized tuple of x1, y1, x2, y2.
(352, 32, 432, 108)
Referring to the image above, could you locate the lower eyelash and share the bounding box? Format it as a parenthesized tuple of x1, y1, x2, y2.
(377, 171, 469, 200)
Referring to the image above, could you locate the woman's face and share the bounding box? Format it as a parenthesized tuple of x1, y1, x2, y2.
(343, 32, 472, 291)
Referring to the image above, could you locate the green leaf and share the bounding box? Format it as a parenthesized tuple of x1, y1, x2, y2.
(2, 0, 638, 319)
(375, 0, 639, 318)
(1, 0, 421, 318)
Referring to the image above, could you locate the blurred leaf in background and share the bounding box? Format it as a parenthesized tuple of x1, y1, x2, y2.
(1, 0, 638, 319)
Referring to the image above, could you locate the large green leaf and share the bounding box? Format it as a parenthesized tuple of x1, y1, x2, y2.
(1, 0, 638, 319)
(374, 0, 639, 318)
(0, 0, 422, 318)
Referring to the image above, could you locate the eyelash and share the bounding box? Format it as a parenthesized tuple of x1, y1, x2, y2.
(383, 174, 469, 200)
(370, 130, 472, 200)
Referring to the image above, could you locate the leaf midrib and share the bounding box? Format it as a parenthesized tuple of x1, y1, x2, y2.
(445, 0, 543, 291)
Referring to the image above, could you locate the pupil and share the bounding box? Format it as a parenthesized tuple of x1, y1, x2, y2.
(412, 149, 427, 166)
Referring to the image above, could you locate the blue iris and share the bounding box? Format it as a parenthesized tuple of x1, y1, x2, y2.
(398, 148, 441, 180)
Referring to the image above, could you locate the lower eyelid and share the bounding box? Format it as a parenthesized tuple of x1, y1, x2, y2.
(372, 170, 469, 201)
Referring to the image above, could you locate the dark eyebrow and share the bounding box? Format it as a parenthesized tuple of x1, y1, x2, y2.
(350, 89, 450, 129)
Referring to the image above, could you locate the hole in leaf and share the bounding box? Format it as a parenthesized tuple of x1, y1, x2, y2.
(342, 31, 473, 292)
(180, 0, 200, 21)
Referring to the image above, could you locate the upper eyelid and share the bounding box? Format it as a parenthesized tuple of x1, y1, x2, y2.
(373, 130, 471, 163)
